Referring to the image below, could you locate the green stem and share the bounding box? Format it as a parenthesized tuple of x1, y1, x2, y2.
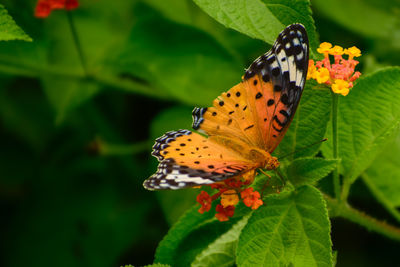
(98, 139, 152, 156)
(0, 12, 170, 100)
(66, 11, 89, 77)
(340, 180, 352, 202)
(331, 91, 341, 200)
(324, 194, 400, 242)
(0, 59, 169, 100)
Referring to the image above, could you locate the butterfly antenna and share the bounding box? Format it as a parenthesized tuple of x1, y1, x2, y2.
(278, 138, 328, 160)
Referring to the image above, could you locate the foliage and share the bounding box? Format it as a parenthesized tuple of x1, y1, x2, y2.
(0, 0, 399, 267)
(0, 4, 32, 41)
(237, 186, 332, 267)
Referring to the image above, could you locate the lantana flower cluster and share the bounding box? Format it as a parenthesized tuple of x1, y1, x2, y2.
(35, 0, 79, 18)
(196, 171, 263, 221)
(307, 42, 362, 96)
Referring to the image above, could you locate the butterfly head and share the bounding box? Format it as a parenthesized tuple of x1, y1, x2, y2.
(264, 156, 280, 170)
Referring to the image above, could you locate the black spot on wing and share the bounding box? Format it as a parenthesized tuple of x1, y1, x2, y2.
(151, 130, 192, 161)
(243, 25, 308, 123)
(241, 25, 309, 153)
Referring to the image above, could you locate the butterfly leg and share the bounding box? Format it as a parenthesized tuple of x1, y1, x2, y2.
(274, 168, 286, 187)
(258, 168, 272, 199)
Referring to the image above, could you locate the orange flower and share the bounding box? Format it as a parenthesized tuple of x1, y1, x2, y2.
(345, 46, 361, 59)
(331, 79, 350, 96)
(308, 43, 362, 96)
(35, 0, 79, 18)
(215, 204, 235, 222)
(196, 191, 212, 214)
(330, 45, 344, 56)
(241, 187, 263, 210)
(49, 0, 66, 8)
(35, 1, 51, 18)
(307, 59, 317, 80)
(317, 42, 332, 55)
(315, 68, 330, 84)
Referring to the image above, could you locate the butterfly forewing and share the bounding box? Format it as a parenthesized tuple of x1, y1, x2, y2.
(244, 23, 309, 152)
(192, 23, 309, 153)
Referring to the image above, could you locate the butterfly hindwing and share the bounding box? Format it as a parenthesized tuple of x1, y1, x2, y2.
(144, 130, 258, 190)
(192, 23, 309, 153)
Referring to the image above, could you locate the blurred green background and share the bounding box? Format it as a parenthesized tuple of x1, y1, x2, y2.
(0, 0, 399, 266)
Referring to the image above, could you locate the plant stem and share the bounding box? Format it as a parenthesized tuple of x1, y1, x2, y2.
(340, 180, 351, 202)
(324, 194, 400, 242)
(331, 91, 341, 200)
(98, 139, 152, 156)
(0, 59, 169, 100)
(66, 11, 89, 77)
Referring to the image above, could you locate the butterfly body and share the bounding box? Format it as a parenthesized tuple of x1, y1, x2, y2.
(144, 24, 309, 191)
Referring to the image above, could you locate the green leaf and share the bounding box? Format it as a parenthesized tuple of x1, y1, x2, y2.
(193, 0, 318, 53)
(286, 158, 338, 187)
(175, 217, 246, 267)
(107, 5, 241, 106)
(322, 67, 400, 183)
(192, 215, 250, 267)
(363, 134, 400, 222)
(237, 185, 332, 267)
(193, 0, 283, 45)
(154, 199, 252, 266)
(0, 4, 32, 42)
(143, 264, 171, 267)
(274, 83, 331, 161)
(312, 0, 400, 42)
(154, 205, 216, 265)
(332, 251, 338, 267)
(145, 0, 192, 25)
(42, 77, 101, 124)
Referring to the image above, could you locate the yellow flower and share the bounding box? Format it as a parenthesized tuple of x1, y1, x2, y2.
(220, 190, 239, 208)
(315, 67, 330, 84)
(345, 46, 361, 59)
(307, 60, 317, 80)
(317, 42, 332, 55)
(330, 45, 344, 55)
(331, 79, 350, 96)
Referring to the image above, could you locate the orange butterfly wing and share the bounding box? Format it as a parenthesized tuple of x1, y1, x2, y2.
(192, 24, 309, 153)
(144, 24, 309, 190)
(143, 130, 260, 190)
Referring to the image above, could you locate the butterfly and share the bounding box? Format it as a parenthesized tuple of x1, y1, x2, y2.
(143, 24, 309, 190)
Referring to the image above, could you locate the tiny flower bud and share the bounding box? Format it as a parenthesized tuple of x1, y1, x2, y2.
(317, 42, 332, 55)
